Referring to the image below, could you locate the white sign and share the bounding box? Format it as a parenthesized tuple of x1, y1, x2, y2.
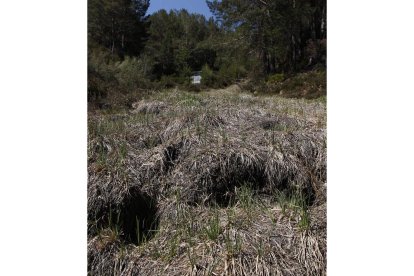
(191, 75, 202, 84)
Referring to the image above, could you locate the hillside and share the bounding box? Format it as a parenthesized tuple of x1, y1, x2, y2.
(87, 86, 326, 275)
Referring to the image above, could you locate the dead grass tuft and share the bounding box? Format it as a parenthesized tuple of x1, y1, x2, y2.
(132, 100, 167, 114)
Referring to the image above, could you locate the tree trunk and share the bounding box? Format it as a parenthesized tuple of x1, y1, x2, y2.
(111, 17, 115, 56)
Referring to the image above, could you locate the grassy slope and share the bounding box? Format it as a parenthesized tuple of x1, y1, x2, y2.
(87, 85, 326, 275)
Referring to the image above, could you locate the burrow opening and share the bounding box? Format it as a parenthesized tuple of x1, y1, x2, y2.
(95, 188, 159, 245)
(260, 117, 298, 131)
(164, 141, 183, 172)
(202, 167, 316, 208)
(203, 166, 268, 207)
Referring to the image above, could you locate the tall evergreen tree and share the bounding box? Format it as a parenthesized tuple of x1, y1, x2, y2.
(144, 9, 217, 79)
(207, 0, 326, 74)
(88, 0, 150, 58)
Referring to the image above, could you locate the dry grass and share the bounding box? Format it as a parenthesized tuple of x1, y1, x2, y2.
(88, 87, 326, 275)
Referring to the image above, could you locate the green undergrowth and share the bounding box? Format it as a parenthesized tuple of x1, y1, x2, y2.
(257, 70, 326, 99)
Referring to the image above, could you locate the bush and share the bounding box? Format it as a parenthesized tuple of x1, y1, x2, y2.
(201, 64, 215, 87)
(88, 51, 156, 109)
(260, 70, 326, 99)
(88, 49, 119, 105)
(215, 63, 247, 87)
(267, 73, 285, 84)
(157, 75, 177, 89)
(115, 57, 151, 90)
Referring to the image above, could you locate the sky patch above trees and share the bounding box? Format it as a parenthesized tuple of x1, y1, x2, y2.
(146, 0, 213, 18)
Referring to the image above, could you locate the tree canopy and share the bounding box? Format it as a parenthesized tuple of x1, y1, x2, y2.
(88, 0, 150, 57)
(88, 0, 326, 104)
(207, 0, 326, 74)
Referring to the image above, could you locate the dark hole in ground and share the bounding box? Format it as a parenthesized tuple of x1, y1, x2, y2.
(93, 188, 159, 245)
(118, 189, 159, 245)
(205, 165, 267, 207)
(260, 117, 298, 131)
(164, 141, 183, 172)
(303, 180, 316, 206)
(260, 119, 279, 130)
(202, 167, 316, 208)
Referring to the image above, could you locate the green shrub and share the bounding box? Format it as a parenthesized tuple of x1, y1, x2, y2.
(115, 56, 151, 90)
(267, 73, 285, 84)
(159, 75, 177, 88)
(216, 63, 246, 85)
(88, 49, 119, 104)
(201, 64, 215, 87)
(88, 51, 155, 109)
(258, 70, 326, 99)
(180, 64, 192, 81)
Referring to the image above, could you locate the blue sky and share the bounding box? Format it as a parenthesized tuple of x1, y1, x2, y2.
(146, 0, 213, 19)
